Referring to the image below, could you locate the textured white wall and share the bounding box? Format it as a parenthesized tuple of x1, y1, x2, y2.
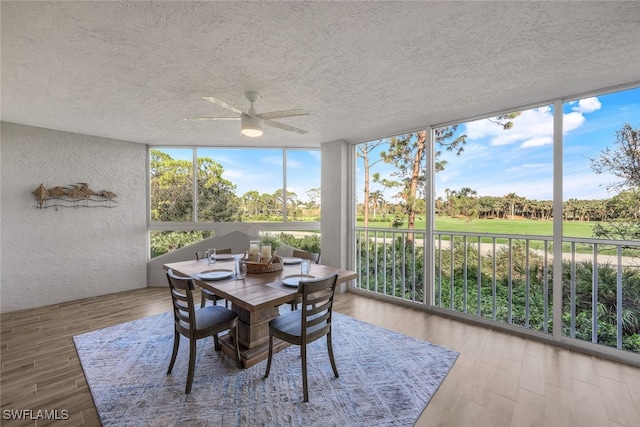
(320, 140, 349, 273)
(0, 123, 148, 312)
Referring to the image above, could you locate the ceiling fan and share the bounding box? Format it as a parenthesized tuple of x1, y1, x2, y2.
(185, 91, 309, 137)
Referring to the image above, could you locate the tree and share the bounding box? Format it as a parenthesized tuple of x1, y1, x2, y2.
(376, 128, 467, 241)
(197, 157, 240, 222)
(369, 190, 384, 220)
(150, 149, 240, 222)
(356, 141, 385, 226)
(149, 150, 238, 257)
(305, 187, 321, 219)
(590, 123, 640, 240)
(371, 113, 519, 240)
(306, 187, 321, 208)
(285, 190, 301, 220)
(503, 192, 523, 219)
(241, 190, 262, 218)
(150, 150, 193, 221)
(595, 189, 640, 240)
(590, 123, 640, 191)
(445, 187, 479, 219)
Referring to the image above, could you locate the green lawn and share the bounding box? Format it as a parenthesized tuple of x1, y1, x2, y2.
(359, 217, 597, 239)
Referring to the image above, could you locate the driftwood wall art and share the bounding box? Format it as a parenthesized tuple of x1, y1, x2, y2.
(33, 182, 118, 209)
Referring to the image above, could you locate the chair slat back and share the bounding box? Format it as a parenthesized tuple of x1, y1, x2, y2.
(298, 274, 338, 343)
(292, 249, 320, 264)
(167, 269, 197, 332)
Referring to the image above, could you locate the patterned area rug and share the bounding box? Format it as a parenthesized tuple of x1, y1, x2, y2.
(74, 311, 458, 426)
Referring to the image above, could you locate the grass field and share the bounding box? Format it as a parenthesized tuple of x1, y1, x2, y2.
(359, 216, 598, 238)
(356, 217, 634, 255)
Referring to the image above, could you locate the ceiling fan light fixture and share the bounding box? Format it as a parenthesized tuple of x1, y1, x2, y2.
(241, 114, 263, 137)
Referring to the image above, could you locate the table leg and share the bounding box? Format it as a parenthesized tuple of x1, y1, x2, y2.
(219, 304, 291, 368)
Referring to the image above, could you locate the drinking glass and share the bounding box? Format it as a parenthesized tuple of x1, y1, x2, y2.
(208, 248, 217, 265)
(235, 257, 247, 279)
(300, 259, 311, 277)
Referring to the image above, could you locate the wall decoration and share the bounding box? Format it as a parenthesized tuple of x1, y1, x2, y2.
(32, 182, 118, 209)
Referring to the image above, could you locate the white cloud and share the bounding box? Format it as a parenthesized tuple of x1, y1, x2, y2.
(222, 170, 244, 179)
(572, 97, 602, 113)
(562, 111, 586, 134)
(563, 170, 617, 199)
(209, 154, 239, 166)
(466, 106, 554, 147)
(260, 155, 283, 166)
(464, 99, 597, 149)
(437, 169, 461, 184)
(286, 159, 304, 168)
(505, 163, 551, 172)
(521, 136, 553, 148)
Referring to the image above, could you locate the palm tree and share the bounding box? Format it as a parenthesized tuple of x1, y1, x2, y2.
(503, 192, 521, 219)
(369, 190, 384, 220)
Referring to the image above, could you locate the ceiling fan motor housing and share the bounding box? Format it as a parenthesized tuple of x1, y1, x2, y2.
(241, 113, 263, 137)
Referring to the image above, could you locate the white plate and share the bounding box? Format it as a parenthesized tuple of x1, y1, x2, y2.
(214, 254, 235, 260)
(282, 275, 315, 287)
(283, 257, 302, 265)
(197, 270, 233, 281)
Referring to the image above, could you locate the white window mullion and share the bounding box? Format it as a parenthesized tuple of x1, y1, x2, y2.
(425, 128, 435, 307)
(193, 148, 198, 222)
(283, 150, 288, 221)
(552, 98, 563, 341)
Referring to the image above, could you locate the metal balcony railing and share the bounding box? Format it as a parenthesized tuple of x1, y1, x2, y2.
(354, 227, 640, 356)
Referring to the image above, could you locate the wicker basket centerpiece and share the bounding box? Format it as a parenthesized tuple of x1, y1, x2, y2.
(243, 255, 283, 274)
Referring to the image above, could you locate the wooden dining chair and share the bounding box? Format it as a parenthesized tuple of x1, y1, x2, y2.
(264, 274, 339, 402)
(289, 249, 321, 310)
(292, 249, 320, 264)
(166, 269, 241, 394)
(196, 248, 232, 308)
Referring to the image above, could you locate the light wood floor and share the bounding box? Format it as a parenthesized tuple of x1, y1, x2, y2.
(1, 288, 639, 426)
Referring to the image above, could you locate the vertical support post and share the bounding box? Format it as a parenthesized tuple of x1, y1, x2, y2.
(552, 98, 564, 341)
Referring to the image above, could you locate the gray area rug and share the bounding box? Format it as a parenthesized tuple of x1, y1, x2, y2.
(74, 310, 458, 426)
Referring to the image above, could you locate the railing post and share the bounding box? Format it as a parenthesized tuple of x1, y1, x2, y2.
(353, 225, 637, 362)
(592, 243, 599, 344)
(617, 246, 623, 349)
(552, 97, 563, 341)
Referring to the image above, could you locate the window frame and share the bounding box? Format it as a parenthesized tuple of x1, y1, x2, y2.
(147, 146, 321, 232)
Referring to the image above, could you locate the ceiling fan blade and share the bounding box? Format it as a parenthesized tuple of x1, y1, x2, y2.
(264, 119, 308, 135)
(258, 109, 309, 120)
(184, 117, 240, 121)
(202, 96, 244, 115)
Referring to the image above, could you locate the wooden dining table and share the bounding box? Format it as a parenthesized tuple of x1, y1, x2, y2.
(163, 257, 357, 368)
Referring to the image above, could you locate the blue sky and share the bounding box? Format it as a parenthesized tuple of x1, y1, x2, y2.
(359, 86, 639, 203)
(159, 87, 638, 205)
(159, 147, 321, 202)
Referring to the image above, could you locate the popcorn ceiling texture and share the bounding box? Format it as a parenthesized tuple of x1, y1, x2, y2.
(0, 123, 148, 312)
(2, 1, 639, 148)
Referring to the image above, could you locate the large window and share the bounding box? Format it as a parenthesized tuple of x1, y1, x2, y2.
(560, 88, 640, 353)
(285, 150, 321, 221)
(355, 133, 428, 229)
(434, 106, 553, 231)
(150, 148, 194, 222)
(150, 147, 320, 223)
(149, 147, 320, 257)
(353, 85, 640, 359)
(562, 88, 640, 238)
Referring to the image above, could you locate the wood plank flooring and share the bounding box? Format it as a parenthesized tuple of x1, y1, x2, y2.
(1, 287, 639, 426)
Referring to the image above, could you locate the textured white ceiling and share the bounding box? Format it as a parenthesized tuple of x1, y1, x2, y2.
(2, 1, 639, 148)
